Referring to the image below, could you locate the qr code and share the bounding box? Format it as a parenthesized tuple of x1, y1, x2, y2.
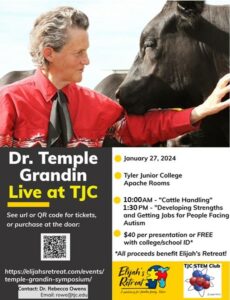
(41, 233, 70, 261)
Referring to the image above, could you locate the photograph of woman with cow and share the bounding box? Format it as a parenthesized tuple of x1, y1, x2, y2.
(0, 3, 229, 148)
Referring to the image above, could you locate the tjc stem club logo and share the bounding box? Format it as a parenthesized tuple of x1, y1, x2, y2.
(186, 269, 213, 295)
(184, 264, 222, 298)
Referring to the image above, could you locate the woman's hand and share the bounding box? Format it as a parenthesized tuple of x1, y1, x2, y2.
(191, 73, 230, 124)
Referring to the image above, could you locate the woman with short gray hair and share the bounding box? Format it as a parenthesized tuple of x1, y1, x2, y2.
(30, 6, 89, 68)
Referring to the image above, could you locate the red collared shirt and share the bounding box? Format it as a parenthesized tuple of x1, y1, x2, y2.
(0, 69, 197, 147)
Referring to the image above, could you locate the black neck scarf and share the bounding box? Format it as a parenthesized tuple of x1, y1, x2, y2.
(47, 90, 73, 147)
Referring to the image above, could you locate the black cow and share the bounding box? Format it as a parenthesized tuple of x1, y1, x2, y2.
(94, 72, 169, 147)
(94, 73, 127, 100)
(117, 0, 230, 147)
(0, 70, 35, 87)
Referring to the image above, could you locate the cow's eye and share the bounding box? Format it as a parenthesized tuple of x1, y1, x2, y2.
(144, 39, 157, 50)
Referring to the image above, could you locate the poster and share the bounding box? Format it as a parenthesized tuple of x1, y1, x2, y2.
(0, 1, 229, 300)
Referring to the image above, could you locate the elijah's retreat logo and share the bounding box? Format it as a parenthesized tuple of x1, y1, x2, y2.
(118, 265, 170, 291)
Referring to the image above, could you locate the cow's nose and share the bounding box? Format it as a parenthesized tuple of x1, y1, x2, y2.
(115, 88, 120, 100)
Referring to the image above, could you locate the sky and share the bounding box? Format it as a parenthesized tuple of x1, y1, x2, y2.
(0, 0, 229, 88)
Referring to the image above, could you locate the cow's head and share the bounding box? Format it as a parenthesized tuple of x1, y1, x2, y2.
(117, 1, 228, 114)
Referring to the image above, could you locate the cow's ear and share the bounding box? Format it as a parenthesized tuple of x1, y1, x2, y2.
(177, 1, 205, 18)
(176, 1, 204, 29)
